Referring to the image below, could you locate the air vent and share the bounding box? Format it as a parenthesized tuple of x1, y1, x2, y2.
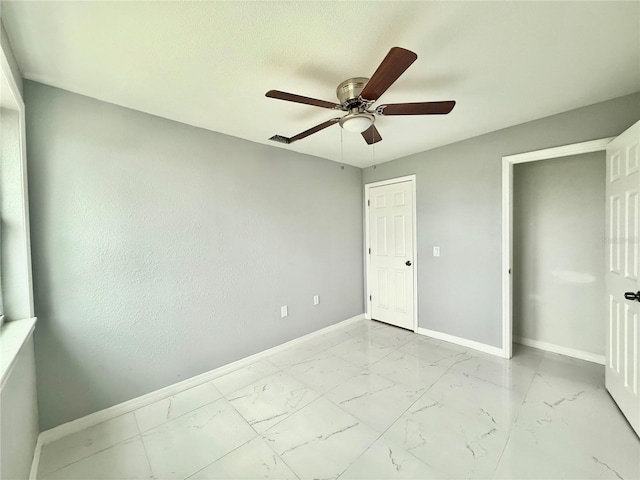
(269, 135, 291, 144)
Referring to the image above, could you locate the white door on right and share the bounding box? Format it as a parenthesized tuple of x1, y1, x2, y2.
(606, 120, 640, 437)
(369, 180, 414, 331)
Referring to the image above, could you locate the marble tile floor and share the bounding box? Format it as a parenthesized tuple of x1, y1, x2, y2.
(37, 319, 639, 480)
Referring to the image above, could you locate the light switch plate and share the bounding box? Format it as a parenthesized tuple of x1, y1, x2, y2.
(280, 305, 288, 318)
(433, 246, 440, 257)
(313, 295, 319, 305)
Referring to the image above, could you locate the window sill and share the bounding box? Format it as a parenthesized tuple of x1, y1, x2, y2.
(0, 316, 37, 390)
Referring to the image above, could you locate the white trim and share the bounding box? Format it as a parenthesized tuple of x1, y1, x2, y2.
(504, 138, 615, 165)
(364, 175, 418, 333)
(501, 138, 613, 359)
(29, 436, 43, 480)
(0, 317, 37, 390)
(0, 48, 23, 109)
(501, 159, 513, 359)
(0, 43, 35, 319)
(514, 336, 605, 365)
(417, 327, 504, 357)
(34, 314, 365, 448)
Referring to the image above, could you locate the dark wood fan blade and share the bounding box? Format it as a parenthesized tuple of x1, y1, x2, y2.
(377, 101, 456, 116)
(361, 125, 382, 145)
(269, 118, 340, 144)
(266, 90, 341, 110)
(359, 47, 418, 102)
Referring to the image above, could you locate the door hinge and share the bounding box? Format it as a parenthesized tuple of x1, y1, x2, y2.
(368, 248, 371, 254)
(369, 295, 372, 301)
(367, 199, 370, 206)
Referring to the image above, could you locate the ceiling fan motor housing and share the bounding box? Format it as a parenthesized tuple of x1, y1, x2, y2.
(336, 77, 369, 107)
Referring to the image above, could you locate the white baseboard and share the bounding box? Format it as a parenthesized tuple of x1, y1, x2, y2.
(514, 336, 605, 365)
(29, 436, 43, 480)
(29, 313, 365, 479)
(416, 327, 505, 357)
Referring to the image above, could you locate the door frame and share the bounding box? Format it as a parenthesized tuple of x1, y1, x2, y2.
(501, 138, 614, 359)
(364, 174, 418, 332)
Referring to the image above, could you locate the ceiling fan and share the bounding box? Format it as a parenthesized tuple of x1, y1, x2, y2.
(265, 47, 456, 145)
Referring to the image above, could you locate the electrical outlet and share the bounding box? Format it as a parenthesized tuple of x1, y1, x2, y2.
(280, 305, 288, 318)
(314, 295, 319, 305)
(433, 246, 440, 257)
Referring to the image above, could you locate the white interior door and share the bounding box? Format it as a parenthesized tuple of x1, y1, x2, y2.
(606, 120, 640, 437)
(369, 180, 414, 330)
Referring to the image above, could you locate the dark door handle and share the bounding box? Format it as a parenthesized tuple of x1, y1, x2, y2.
(405, 260, 412, 266)
(624, 291, 640, 302)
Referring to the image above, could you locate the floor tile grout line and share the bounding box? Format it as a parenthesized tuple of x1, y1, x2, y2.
(181, 434, 257, 480)
(335, 342, 557, 478)
(38, 431, 141, 479)
(356, 346, 494, 474)
(136, 389, 225, 435)
(210, 321, 383, 444)
(489, 350, 544, 479)
(258, 430, 302, 480)
(334, 360, 454, 479)
(320, 339, 444, 399)
(333, 341, 400, 372)
(37, 406, 144, 474)
(135, 394, 257, 478)
(257, 395, 334, 479)
(257, 327, 419, 478)
(132, 410, 157, 480)
(179, 392, 301, 480)
(222, 372, 322, 443)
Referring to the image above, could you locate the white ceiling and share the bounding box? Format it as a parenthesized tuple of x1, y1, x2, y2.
(1, 1, 639, 167)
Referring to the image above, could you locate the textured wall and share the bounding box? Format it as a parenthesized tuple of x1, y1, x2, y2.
(25, 81, 364, 430)
(363, 92, 640, 348)
(513, 152, 605, 355)
(1, 337, 39, 480)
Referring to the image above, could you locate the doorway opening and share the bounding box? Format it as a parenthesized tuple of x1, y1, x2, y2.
(502, 138, 614, 359)
(513, 151, 606, 363)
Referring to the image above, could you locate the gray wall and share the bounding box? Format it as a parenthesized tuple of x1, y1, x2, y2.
(513, 152, 605, 355)
(0, 337, 39, 480)
(25, 81, 364, 430)
(1, 108, 31, 319)
(363, 92, 640, 348)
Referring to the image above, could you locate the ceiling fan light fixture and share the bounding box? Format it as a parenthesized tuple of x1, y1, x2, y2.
(339, 112, 374, 133)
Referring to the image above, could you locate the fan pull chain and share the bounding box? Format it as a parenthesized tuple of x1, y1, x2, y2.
(372, 132, 377, 169)
(340, 127, 344, 168)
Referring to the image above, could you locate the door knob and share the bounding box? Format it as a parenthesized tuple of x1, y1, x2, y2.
(405, 260, 412, 266)
(624, 291, 640, 302)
